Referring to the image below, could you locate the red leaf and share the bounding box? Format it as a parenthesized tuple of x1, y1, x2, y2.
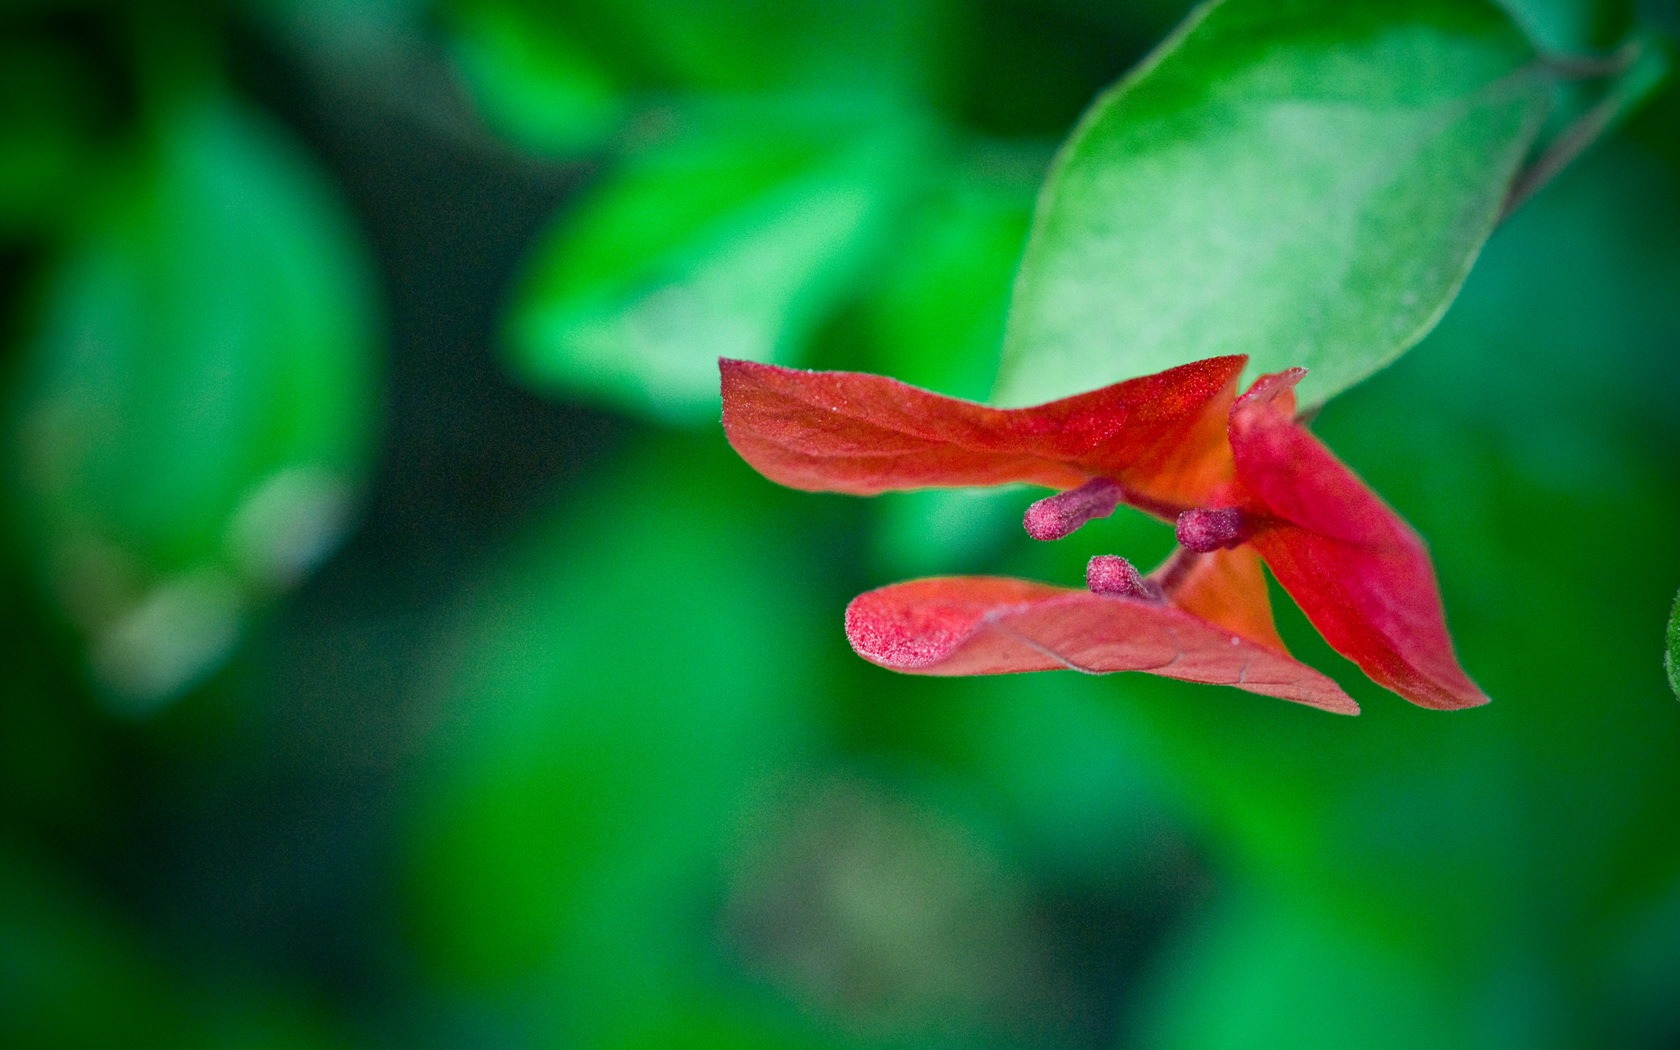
(720, 356, 1244, 511)
(845, 576, 1358, 713)
(1230, 372, 1488, 710)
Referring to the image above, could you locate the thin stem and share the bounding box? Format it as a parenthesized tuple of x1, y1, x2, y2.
(1117, 486, 1194, 523)
(1502, 39, 1656, 222)
(1539, 40, 1641, 81)
(1148, 548, 1201, 595)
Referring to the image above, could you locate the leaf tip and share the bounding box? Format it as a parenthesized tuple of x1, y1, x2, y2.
(844, 587, 954, 671)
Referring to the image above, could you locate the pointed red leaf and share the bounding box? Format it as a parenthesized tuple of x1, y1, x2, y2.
(845, 576, 1357, 713)
(720, 356, 1244, 511)
(1229, 372, 1488, 710)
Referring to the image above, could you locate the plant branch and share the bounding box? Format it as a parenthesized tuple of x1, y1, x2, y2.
(1501, 38, 1665, 222)
(1539, 40, 1641, 80)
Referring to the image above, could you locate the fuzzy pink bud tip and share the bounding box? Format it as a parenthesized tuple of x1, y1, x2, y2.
(1175, 507, 1249, 553)
(1024, 478, 1123, 541)
(1086, 555, 1164, 601)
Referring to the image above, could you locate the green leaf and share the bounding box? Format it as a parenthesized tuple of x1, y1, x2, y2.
(860, 147, 1046, 579)
(506, 100, 926, 422)
(1133, 891, 1481, 1050)
(403, 435, 834, 1035)
(443, 0, 949, 156)
(936, 672, 1185, 885)
(1666, 589, 1679, 699)
(448, 0, 625, 156)
(870, 485, 1027, 580)
(606, 0, 945, 98)
(996, 0, 1550, 409)
(2, 94, 380, 712)
(865, 144, 1044, 401)
(1498, 0, 1634, 53)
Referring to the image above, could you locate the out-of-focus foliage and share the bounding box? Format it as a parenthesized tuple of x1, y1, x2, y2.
(0, 844, 352, 1050)
(4, 92, 378, 711)
(507, 99, 927, 421)
(402, 437, 1136, 1048)
(463, 0, 1183, 421)
(1136, 890, 1481, 1049)
(863, 145, 1043, 402)
(405, 439, 833, 1031)
(446, 0, 946, 156)
(2, 0, 1678, 1048)
(1501, 0, 1636, 50)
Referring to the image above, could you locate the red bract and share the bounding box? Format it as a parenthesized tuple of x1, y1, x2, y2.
(720, 356, 1486, 714)
(1221, 370, 1488, 710)
(845, 564, 1356, 714)
(718, 355, 1243, 511)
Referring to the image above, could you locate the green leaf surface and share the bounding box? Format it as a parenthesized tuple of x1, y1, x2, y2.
(449, 0, 624, 156)
(859, 148, 1045, 580)
(871, 485, 1028, 580)
(1666, 590, 1679, 699)
(507, 100, 926, 422)
(448, 0, 946, 117)
(865, 145, 1044, 401)
(2, 94, 380, 711)
(996, 0, 1550, 409)
(1499, 0, 1634, 53)
(404, 435, 835, 1039)
(1133, 891, 1480, 1050)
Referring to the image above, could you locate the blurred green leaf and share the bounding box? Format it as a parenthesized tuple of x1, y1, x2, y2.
(1132, 890, 1482, 1050)
(870, 485, 1028, 580)
(448, 0, 625, 156)
(719, 774, 1060, 1049)
(2, 93, 380, 712)
(932, 671, 1189, 886)
(860, 146, 1044, 582)
(865, 144, 1043, 401)
(588, 997, 853, 1050)
(603, 0, 947, 98)
(1602, 871, 1680, 1042)
(1498, 0, 1634, 52)
(507, 100, 927, 422)
(0, 843, 184, 1047)
(996, 0, 1549, 409)
(1666, 589, 1679, 699)
(447, 0, 948, 148)
(404, 435, 836, 1041)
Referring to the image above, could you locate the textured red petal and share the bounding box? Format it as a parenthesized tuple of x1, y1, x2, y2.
(1157, 546, 1287, 654)
(720, 356, 1244, 510)
(845, 577, 1357, 713)
(1230, 372, 1488, 710)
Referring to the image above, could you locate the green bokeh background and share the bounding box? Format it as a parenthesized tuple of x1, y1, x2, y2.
(2, 0, 1677, 1047)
